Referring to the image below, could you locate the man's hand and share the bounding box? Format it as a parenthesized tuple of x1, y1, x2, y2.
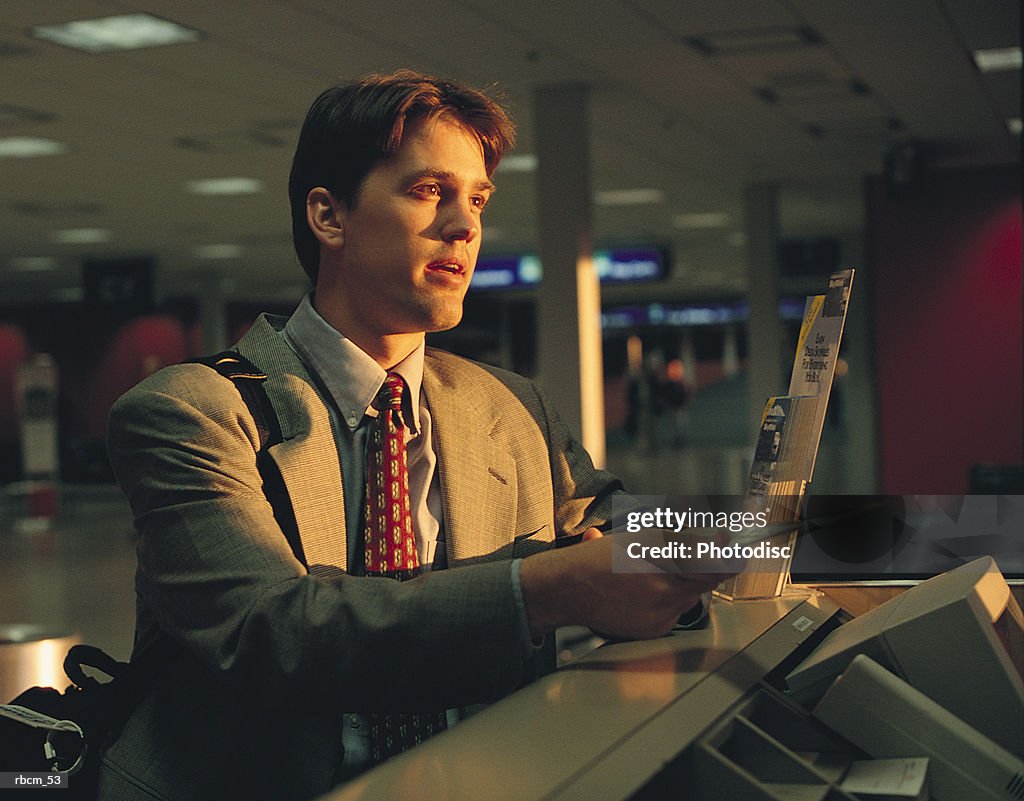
(519, 528, 731, 641)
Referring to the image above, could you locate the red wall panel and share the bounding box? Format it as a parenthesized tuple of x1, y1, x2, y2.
(870, 165, 1022, 493)
(0, 324, 29, 441)
(84, 315, 189, 440)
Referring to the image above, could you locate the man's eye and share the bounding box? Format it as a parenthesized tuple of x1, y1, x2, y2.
(471, 195, 489, 211)
(413, 184, 441, 198)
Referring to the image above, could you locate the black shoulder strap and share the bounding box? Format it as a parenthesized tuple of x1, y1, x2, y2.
(66, 353, 308, 737)
(188, 351, 306, 568)
(188, 352, 283, 450)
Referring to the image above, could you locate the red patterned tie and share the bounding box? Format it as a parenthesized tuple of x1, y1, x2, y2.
(364, 373, 419, 579)
(363, 373, 446, 761)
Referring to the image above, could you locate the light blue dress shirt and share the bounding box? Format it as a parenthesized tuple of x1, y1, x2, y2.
(279, 295, 533, 777)
(282, 295, 446, 571)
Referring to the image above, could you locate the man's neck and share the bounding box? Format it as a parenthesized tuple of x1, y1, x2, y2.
(352, 332, 424, 370)
(311, 295, 424, 370)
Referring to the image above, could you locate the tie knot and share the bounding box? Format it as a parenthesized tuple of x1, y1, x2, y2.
(379, 373, 405, 412)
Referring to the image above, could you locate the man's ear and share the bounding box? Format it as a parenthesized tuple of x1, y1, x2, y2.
(306, 187, 345, 250)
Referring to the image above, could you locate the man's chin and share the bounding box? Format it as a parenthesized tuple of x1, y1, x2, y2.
(418, 301, 464, 334)
(424, 313, 463, 334)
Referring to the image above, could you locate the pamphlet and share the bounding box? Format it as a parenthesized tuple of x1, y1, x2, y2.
(719, 268, 855, 599)
(839, 757, 929, 800)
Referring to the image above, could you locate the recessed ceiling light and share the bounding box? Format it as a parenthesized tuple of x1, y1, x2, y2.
(31, 13, 202, 54)
(0, 137, 67, 158)
(53, 287, 85, 302)
(688, 26, 820, 56)
(496, 154, 538, 173)
(52, 228, 111, 244)
(187, 177, 264, 196)
(973, 47, 1022, 73)
(9, 256, 58, 271)
(0, 104, 56, 125)
(1008, 118, 1022, 136)
(673, 212, 732, 229)
(194, 244, 243, 259)
(594, 189, 664, 206)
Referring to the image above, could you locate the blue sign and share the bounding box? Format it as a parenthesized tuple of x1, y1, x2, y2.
(471, 248, 666, 291)
(467, 255, 520, 289)
(594, 249, 664, 283)
(600, 298, 807, 329)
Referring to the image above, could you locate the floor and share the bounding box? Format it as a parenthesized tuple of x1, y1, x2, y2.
(0, 484, 138, 663)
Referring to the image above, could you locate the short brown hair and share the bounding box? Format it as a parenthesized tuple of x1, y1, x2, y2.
(288, 70, 516, 283)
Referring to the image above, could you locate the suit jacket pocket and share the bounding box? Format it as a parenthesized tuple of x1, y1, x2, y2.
(512, 525, 552, 558)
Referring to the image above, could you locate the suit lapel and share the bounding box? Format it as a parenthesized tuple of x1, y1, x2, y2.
(236, 316, 348, 575)
(233, 320, 520, 573)
(423, 353, 517, 565)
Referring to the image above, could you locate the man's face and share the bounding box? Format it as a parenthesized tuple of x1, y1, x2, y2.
(326, 115, 493, 339)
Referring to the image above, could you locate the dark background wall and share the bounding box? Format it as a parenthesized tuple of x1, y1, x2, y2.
(0, 303, 198, 481)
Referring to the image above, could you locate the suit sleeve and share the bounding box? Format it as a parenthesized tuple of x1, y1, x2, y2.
(108, 364, 529, 713)
(527, 380, 628, 537)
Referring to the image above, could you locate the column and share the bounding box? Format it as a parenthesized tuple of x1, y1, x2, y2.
(533, 83, 606, 467)
(722, 324, 740, 378)
(200, 276, 229, 354)
(679, 330, 698, 392)
(744, 182, 785, 440)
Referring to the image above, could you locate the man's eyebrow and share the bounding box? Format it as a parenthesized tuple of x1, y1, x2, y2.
(403, 169, 496, 193)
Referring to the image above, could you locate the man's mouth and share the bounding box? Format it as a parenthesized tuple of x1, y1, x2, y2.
(426, 260, 466, 275)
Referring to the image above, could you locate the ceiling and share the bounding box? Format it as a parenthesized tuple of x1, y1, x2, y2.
(0, 0, 1019, 305)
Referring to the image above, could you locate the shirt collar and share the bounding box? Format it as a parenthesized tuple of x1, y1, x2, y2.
(282, 294, 424, 432)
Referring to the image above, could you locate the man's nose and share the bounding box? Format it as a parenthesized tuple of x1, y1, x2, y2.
(440, 198, 479, 243)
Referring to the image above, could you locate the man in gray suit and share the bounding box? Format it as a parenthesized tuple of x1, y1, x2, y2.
(100, 71, 725, 800)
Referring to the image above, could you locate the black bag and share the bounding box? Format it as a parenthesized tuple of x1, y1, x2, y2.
(0, 352, 295, 799)
(0, 643, 169, 799)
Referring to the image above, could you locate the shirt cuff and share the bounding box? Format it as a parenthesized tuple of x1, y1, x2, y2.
(510, 558, 544, 654)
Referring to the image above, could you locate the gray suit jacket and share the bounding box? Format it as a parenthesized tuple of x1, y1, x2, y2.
(98, 314, 622, 801)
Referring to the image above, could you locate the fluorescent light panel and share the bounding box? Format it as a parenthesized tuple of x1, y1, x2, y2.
(496, 154, 538, 173)
(594, 189, 664, 206)
(52, 228, 111, 244)
(973, 47, 1022, 73)
(187, 177, 264, 196)
(31, 13, 201, 53)
(0, 137, 67, 158)
(194, 244, 243, 259)
(9, 256, 58, 271)
(673, 212, 731, 229)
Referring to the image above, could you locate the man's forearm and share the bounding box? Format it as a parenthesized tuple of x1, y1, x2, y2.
(518, 533, 721, 641)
